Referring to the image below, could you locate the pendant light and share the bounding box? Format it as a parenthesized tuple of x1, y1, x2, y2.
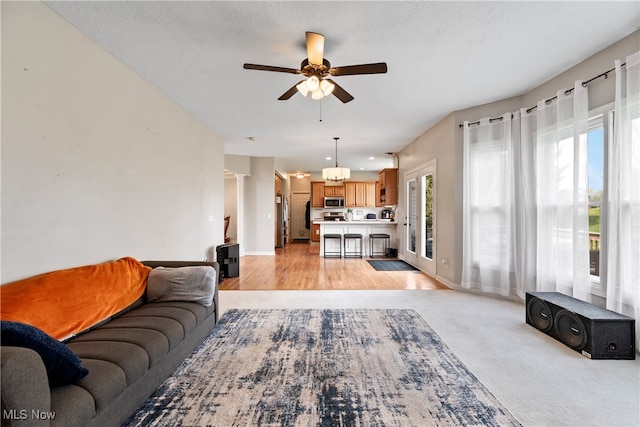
(322, 137, 350, 182)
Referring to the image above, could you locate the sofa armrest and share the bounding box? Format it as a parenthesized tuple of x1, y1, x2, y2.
(1, 347, 51, 426)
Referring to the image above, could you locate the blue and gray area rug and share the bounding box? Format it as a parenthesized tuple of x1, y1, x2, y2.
(124, 309, 521, 426)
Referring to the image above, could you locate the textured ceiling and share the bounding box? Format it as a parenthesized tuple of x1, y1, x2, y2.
(45, 1, 639, 174)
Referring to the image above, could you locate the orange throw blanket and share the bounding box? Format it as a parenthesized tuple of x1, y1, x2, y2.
(0, 257, 151, 341)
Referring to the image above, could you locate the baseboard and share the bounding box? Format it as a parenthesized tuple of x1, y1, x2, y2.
(242, 251, 276, 256)
(397, 254, 457, 290)
(434, 275, 456, 290)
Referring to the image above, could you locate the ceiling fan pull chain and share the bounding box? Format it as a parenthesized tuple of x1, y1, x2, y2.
(319, 100, 322, 122)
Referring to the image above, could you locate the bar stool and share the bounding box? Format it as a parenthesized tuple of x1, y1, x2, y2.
(369, 233, 390, 258)
(343, 233, 363, 258)
(323, 234, 342, 258)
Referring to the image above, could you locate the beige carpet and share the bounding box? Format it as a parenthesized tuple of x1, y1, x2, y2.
(217, 290, 640, 427)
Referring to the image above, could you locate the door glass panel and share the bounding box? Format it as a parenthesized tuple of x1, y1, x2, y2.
(407, 179, 417, 253)
(423, 173, 434, 260)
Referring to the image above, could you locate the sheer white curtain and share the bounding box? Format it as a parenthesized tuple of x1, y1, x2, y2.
(606, 51, 640, 351)
(462, 113, 520, 297)
(462, 82, 591, 299)
(529, 82, 591, 301)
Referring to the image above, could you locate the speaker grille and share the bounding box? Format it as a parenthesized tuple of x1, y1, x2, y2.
(555, 309, 588, 350)
(527, 297, 553, 332)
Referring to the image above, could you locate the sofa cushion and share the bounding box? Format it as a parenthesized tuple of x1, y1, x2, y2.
(70, 359, 127, 411)
(67, 341, 149, 385)
(0, 257, 151, 340)
(0, 321, 89, 386)
(106, 316, 185, 349)
(71, 327, 170, 367)
(146, 266, 216, 307)
(119, 304, 198, 336)
(49, 382, 97, 426)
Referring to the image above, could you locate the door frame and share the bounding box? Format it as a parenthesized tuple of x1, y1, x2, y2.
(291, 191, 310, 240)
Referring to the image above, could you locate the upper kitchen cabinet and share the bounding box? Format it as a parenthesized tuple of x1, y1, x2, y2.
(377, 168, 398, 206)
(311, 182, 325, 207)
(324, 185, 345, 197)
(345, 181, 377, 207)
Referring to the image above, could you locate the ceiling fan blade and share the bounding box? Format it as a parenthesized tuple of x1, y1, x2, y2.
(243, 63, 301, 74)
(330, 62, 388, 76)
(306, 32, 325, 66)
(325, 79, 354, 103)
(278, 81, 305, 100)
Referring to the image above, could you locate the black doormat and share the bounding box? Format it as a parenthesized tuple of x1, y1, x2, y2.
(367, 260, 418, 271)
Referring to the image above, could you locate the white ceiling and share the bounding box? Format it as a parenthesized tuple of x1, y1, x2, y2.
(45, 1, 639, 174)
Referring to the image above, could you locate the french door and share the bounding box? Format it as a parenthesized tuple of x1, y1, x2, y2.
(404, 160, 437, 276)
(405, 171, 419, 266)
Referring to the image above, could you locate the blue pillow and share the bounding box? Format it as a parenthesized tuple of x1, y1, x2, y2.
(1, 321, 89, 386)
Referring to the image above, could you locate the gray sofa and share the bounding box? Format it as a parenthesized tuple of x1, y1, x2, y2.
(1, 260, 219, 427)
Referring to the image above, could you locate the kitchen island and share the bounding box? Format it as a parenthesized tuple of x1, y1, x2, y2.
(312, 220, 398, 257)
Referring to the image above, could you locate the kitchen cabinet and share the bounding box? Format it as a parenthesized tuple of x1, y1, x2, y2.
(345, 181, 377, 207)
(377, 168, 398, 206)
(311, 182, 325, 208)
(324, 185, 345, 197)
(364, 182, 377, 207)
(311, 223, 321, 242)
(312, 182, 346, 207)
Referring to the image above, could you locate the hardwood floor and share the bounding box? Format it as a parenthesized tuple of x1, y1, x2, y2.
(218, 240, 449, 291)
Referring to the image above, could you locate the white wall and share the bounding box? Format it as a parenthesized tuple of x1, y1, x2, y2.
(1, 2, 225, 283)
(243, 157, 276, 254)
(225, 154, 251, 175)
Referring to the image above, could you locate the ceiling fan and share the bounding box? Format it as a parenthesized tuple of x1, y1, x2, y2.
(243, 32, 387, 103)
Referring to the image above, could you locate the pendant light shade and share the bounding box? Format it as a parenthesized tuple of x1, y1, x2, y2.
(322, 137, 350, 182)
(322, 167, 351, 181)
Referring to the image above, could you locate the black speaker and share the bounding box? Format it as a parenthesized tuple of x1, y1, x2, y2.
(216, 243, 239, 279)
(526, 292, 635, 359)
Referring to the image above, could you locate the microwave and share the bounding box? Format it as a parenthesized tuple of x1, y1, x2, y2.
(324, 197, 345, 209)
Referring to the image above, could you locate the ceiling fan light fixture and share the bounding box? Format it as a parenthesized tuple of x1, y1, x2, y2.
(320, 79, 335, 96)
(244, 31, 387, 104)
(305, 75, 320, 92)
(296, 81, 309, 97)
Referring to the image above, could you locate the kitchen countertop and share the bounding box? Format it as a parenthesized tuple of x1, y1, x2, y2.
(312, 219, 397, 224)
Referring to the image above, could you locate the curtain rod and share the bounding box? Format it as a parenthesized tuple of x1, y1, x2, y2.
(459, 62, 626, 128)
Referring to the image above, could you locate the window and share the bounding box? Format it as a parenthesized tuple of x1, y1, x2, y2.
(586, 103, 614, 296)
